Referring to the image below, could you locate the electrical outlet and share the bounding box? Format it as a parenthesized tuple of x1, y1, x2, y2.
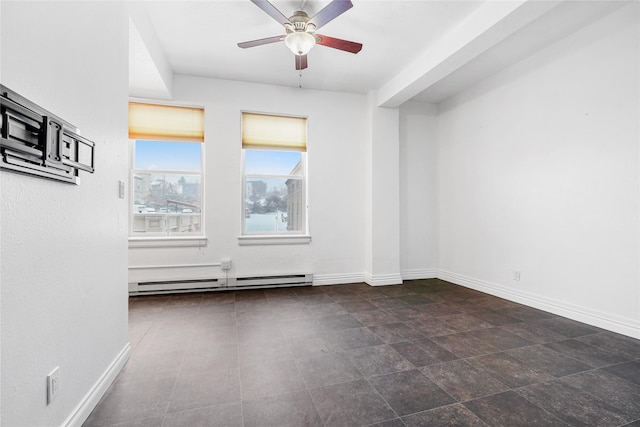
(220, 258, 232, 271)
(47, 367, 60, 404)
(513, 270, 521, 281)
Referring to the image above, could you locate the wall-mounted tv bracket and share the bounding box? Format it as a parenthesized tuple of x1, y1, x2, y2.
(0, 85, 95, 184)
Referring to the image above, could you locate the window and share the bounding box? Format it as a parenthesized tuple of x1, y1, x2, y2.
(241, 112, 308, 239)
(129, 103, 204, 239)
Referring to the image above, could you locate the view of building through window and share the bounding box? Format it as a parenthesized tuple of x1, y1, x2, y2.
(131, 140, 203, 235)
(244, 149, 305, 234)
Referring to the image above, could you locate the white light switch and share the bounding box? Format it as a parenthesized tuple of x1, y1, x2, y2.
(118, 180, 125, 199)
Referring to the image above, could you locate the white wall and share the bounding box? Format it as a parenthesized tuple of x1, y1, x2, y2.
(366, 96, 402, 285)
(129, 75, 370, 285)
(437, 3, 639, 338)
(1, 2, 130, 426)
(399, 101, 439, 279)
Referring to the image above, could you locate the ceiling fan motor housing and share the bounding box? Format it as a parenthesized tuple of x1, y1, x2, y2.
(286, 11, 316, 34)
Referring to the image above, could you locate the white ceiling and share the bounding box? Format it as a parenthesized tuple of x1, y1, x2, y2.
(129, 0, 626, 106)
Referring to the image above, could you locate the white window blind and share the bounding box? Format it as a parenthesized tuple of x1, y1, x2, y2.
(129, 102, 204, 142)
(241, 112, 307, 151)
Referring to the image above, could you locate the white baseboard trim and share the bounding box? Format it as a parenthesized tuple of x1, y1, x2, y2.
(313, 269, 438, 286)
(313, 273, 366, 286)
(365, 273, 403, 287)
(63, 343, 131, 427)
(438, 270, 640, 339)
(401, 268, 438, 281)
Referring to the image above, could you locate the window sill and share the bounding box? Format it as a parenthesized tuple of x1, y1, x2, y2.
(238, 235, 311, 246)
(129, 236, 208, 248)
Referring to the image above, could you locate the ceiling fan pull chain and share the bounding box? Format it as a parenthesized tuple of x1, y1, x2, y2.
(299, 71, 302, 88)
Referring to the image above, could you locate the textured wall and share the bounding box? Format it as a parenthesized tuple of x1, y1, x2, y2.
(1, 2, 130, 425)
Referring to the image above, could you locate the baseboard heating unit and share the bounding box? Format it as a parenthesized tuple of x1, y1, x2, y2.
(129, 278, 223, 295)
(229, 273, 313, 289)
(129, 273, 313, 295)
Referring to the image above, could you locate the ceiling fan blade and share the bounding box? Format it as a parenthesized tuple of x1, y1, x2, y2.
(309, 0, 353, 30)
(315, 34, 362, 54)
(238, 35, 285, 49)
(295, 54, 308, 70)
(250, 0, 291, 26)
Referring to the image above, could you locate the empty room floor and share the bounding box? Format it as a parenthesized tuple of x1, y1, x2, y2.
(84, 279, 640, 427)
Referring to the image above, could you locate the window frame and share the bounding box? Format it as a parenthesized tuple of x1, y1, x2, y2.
(128, 101, 206, 247)
(239, 111, 310, 245)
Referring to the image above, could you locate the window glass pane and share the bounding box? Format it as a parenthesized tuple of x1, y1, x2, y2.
(245, 150, 302, 175)
(133, 173, 201, 211)
(245, 176, 304, 233)
(132, 173, 201, 234)
(135, 140, 201, 171)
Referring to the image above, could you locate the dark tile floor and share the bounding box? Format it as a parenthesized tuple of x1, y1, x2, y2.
(84, 279, 640, 427)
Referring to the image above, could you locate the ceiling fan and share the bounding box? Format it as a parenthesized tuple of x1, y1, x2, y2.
(238, 0, 363, 70)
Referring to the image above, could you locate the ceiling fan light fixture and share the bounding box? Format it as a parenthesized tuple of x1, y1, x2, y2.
(284, 31, 316, 56)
